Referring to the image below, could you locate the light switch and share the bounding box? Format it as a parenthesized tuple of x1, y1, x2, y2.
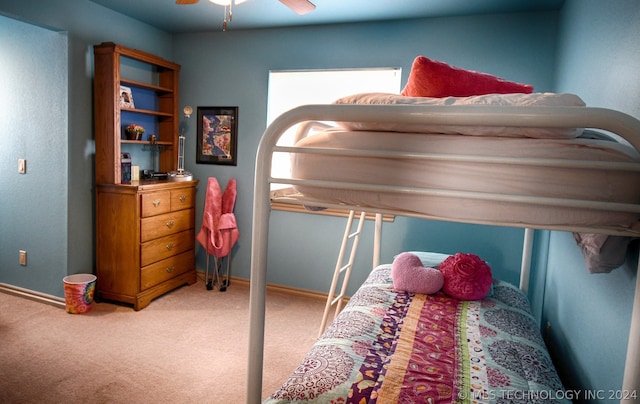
(18, 159, 26, 174)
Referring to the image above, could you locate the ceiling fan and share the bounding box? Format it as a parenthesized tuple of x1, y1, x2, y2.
(176, 0, 316, 15)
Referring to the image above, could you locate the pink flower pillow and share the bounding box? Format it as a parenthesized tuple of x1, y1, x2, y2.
(391, 252, 444, 295)
(401, 56, 534, 98)
(439, 253, 492, 300)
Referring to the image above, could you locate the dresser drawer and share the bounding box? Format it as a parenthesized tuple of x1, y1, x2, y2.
(171, 188, 195, 211)
(141, 250, 194, 290)
(141, 208, 194, 242)
(140, 229, 195, 267)
(141, 191, 171, 218)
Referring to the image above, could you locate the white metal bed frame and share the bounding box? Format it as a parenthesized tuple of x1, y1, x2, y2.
(248, 104, 640, 403)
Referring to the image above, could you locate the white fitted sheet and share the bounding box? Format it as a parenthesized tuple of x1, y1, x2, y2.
(289, 129, 640, 229)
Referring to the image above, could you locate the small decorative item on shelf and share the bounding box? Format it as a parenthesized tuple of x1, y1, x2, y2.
(125, 124, 145, 140)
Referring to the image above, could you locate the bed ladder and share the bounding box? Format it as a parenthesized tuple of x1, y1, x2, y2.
(318, 210, 367, 337)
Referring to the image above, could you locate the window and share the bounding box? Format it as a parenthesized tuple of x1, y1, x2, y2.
(267, 68, 401, 184)
(267, 68, 401, 218)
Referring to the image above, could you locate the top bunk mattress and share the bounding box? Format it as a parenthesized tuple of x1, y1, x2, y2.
(287, 128, 640, 233)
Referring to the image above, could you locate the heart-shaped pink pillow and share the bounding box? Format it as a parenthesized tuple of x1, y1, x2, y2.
(391, 252, 444, 295)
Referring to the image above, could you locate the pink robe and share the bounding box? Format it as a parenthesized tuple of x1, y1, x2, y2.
(196, 178, 239, 258)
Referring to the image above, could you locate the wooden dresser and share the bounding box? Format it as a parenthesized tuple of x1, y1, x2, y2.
(93, 43, 198, 310)
(96, 181, 197, 310)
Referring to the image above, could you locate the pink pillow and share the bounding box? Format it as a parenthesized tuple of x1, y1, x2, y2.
(391, 252, 444, 295)
(401, 56, 534, 98)
(439, 253, 492, 300)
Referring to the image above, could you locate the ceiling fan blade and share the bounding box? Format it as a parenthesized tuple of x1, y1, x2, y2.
(279, 0, 316, 15)
(176, 0, 199, 4)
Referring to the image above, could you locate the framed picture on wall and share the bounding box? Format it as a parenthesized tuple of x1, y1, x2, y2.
(196, 106, 238, 165)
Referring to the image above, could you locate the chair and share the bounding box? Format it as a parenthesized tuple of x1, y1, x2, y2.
(196, 178, 239, 291)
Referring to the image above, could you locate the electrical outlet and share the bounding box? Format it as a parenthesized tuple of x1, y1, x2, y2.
(19, 250, 27, 266)
(18, 159, 26, 174)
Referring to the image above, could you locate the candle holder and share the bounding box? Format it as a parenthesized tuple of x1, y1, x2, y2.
(168, 106, 194, 181)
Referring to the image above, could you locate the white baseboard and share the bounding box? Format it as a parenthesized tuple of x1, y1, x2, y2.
(1, 272, 333, 310)
(0, 282, 66, 309)
(196, 269, 330, 302)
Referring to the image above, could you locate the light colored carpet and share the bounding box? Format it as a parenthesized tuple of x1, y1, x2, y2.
(0, 277, 326, 403)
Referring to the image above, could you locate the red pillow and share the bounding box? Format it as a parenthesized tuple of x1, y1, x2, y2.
(401, 56, 534, 98)
(439, 253, 492, 300)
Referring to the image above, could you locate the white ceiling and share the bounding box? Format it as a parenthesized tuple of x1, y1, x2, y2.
(89, 0, 565, 33)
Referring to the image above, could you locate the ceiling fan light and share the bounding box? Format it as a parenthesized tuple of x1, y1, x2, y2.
(208, 0, 248, 5)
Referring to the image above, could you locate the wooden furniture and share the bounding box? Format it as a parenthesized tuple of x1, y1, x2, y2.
(96, 182, 197, 310)
(93, 42, 197, 310)
(94, 42, 182, 183)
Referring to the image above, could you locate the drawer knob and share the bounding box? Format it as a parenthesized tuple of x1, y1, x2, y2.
(153, 199, 161, 207)
(166, 220, 175, 229)
(179, 194, 187, 203)
(166, 242, 174, 251)
(166, 265, 175, 273)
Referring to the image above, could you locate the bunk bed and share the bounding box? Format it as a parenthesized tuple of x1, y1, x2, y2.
(247, 92, 640, 403)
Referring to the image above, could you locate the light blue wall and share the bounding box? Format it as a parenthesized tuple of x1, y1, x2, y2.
(0, 0, 173, 296)
(543, 0, 640, 396)
(0, 3, 558, 298)
(172, 12, 559, 295)
(4, 0, 639, 397)
(0, 16, 68, 294)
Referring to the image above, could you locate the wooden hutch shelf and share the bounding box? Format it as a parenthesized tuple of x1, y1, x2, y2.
(93, 42, 197, 310)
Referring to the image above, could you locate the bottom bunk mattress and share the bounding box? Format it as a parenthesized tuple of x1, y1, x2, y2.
(265, 253, 568, 403)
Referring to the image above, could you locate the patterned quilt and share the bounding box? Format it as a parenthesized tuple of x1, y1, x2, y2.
(265, 263, 568, 403)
